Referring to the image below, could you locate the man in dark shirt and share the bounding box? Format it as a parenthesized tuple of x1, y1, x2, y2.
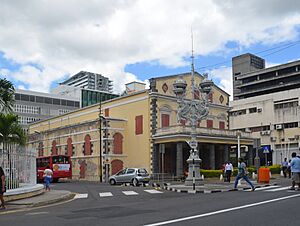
(0, 166, 6, 209)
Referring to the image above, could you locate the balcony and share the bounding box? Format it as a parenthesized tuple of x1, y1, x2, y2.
(154, 125, 252, 139)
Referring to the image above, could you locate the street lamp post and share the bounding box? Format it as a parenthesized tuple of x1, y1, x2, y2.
(173, 47, 213, 189)
(236, 130, 242, 186)
(237, 130, 241, 160)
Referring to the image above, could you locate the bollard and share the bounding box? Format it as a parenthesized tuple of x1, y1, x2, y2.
(220, 174, 223, 181)
(280, 170, 284, 177)
(252, 172, 256, 179)
(201, 174, 204, 180)
(269, 171, 272, 179)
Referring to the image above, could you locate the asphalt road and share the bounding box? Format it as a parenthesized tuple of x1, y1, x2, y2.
(0, 180, 299, 226)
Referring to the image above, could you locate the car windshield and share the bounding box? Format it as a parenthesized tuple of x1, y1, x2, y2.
(138, 168, 147, 174)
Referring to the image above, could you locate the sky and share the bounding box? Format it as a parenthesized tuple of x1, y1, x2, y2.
(1, 0, 300, 99)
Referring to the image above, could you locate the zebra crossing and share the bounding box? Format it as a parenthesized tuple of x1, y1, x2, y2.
(244, 185, 295, 192)
(74, 189, 164, 199)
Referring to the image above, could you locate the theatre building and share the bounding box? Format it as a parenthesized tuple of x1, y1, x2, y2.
(28, 72, 253, 181)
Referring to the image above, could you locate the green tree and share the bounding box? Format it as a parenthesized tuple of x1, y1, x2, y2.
(0, 113, 26, 145)
(0, 78, 15, 114)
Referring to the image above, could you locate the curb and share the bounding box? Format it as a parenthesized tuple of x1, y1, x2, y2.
(163, 183, 277, 194)
(32, 192, 76, 207)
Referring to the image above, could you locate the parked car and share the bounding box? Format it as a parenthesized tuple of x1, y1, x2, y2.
(109, 168, 150, 186)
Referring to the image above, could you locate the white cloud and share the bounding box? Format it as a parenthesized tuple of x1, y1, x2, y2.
(209, 67, 233, 99)
(0, 0, 300, 93)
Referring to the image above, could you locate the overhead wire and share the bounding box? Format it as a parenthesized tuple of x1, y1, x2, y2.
(195, 39, 300, 72)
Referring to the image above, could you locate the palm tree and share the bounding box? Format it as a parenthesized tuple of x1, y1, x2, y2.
(0, 113, 26, 189)
(0, 113, 26, 145)
(0, 78, 15, 114)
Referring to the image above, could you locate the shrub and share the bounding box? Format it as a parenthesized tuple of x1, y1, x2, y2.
(267, 164, 281, 174)
(200, 169, 223, 178)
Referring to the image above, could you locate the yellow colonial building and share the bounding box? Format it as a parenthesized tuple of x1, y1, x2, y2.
(28, 72, 253, 181)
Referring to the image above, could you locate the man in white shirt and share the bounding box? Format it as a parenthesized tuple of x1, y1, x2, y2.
(225, 161, 233, 183)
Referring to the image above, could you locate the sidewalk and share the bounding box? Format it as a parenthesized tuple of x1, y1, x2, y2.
(0, 190, 75, 214)
(160, 175, 284, 193)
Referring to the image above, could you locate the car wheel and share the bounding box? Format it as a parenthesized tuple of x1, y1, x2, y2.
(110, 179, 116, 185)
(132, 178, 139, 186)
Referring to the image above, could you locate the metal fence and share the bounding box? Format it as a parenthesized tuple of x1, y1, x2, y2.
(0, 143, 36, 190)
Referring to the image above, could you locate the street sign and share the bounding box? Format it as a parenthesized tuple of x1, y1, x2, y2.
(188, 140, 198, 149)
(263, 146, 270, 154)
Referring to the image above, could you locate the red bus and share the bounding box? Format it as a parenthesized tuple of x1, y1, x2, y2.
(36, 155, 72, 182)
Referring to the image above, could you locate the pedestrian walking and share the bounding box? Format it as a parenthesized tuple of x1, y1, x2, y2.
(0, 166, 6, 210)
(43, 166, 53, 191)
(289, 152, 300, 190)
(281, 158, 289, 178)
(225, 161, 233, 183)
(234, 158, 255, 191)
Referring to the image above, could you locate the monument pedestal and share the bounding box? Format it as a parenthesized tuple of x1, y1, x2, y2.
(184, 154, 204, 186)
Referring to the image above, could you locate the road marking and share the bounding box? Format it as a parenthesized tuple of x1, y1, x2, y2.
(99, 192, 113, 197)
(74, 193, 88, 199)
(144, 194, 300, 226)
(26, 212, 49, 216)
(122, 191, 139, 195)
(144, 189, 163, 194)
(244, 185, 280, 192)
(265, 186, 291, 192)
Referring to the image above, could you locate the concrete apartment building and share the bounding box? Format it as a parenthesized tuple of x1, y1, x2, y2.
(14, 89, 80, 132)
(230, 54, 300, 165)
(60, 71, 113, 93)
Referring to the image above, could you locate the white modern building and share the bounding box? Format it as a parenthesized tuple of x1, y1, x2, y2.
(230, 88, 300, 165)
(14, 89, 80, 132)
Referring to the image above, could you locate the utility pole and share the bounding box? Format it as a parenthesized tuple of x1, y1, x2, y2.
(99, 94, 103, 182)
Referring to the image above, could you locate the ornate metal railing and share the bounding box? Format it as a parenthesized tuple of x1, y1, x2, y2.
(155, 125, 252, 138)
(0, 143, 36, 190)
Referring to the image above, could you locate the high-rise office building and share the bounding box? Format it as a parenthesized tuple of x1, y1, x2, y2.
(232, 53, 300, 100)
(60, 71, 113, 93)
(232, 53, 265, 100)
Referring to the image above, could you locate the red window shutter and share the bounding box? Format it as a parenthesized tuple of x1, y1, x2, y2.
(104, 108, 109, 117)
(207, 120, 213, 128)
(219, 121, 225, 130)
(51, 140, 57, 155)
(208, 93, 213, 103)
(162, 114, 170, 128)
(194, 90, 200, 100)
(135, 115, 143, 135)
(84, 135, 91, 155)
(113, 133, 123, 154)
(67, 138, 73, 156)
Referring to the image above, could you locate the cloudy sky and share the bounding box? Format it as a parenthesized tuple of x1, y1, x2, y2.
(1, 0, 300, 98)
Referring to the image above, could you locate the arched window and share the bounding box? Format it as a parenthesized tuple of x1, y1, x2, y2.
(67, 138, 73, 156)
(84, 134, 92, 156)
(51, 140, 57, 155)
(111, 159, 123, 175)
(113, 133, 123, 154)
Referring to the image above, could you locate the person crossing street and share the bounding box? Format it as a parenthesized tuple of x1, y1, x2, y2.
(234, 158, 255, 191)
